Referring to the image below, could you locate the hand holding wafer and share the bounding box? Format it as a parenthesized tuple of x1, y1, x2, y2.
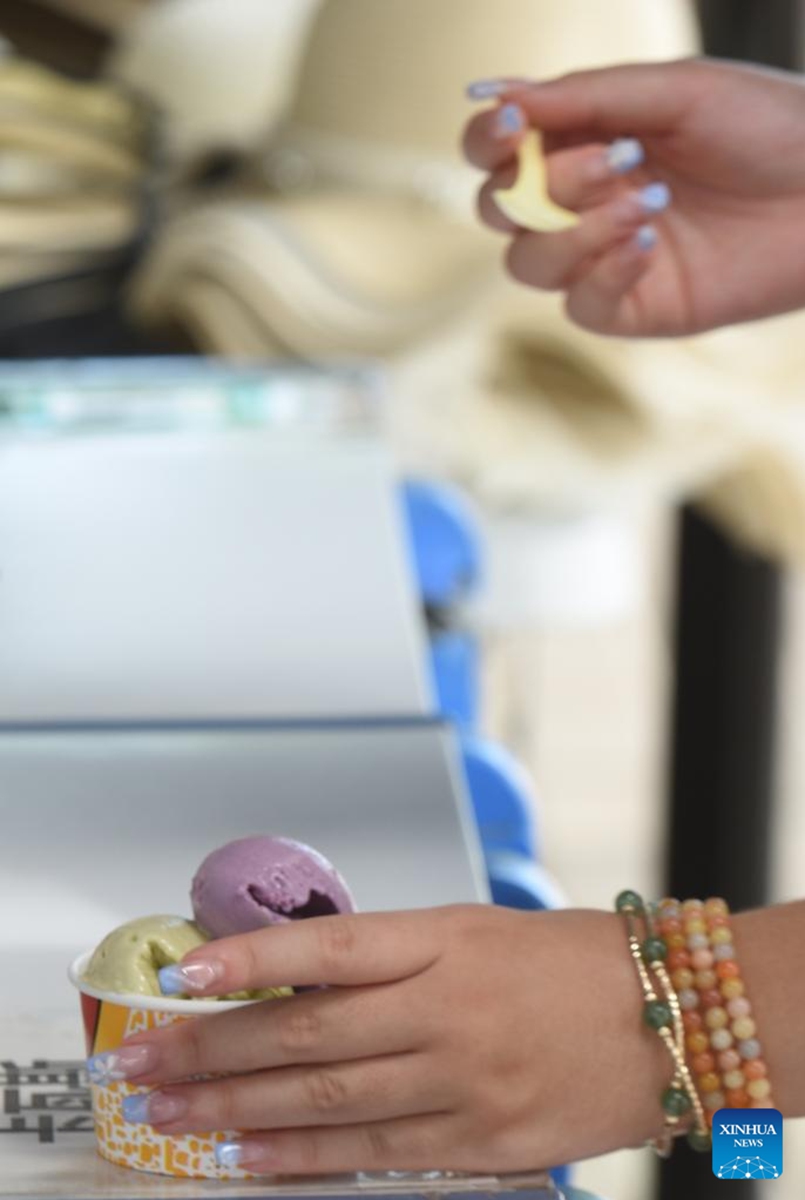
(464, 60, 805, 336)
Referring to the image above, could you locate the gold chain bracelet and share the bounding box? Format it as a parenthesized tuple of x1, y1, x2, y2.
(616, 891, 711, 1155)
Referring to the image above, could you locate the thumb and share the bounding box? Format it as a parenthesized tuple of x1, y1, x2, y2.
(510, 60, 699, 137)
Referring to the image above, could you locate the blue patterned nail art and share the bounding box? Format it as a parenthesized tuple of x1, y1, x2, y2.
(158, 959, 222, 995)
(635, 225, 658, 251)
(216, 1142, 244, 1169)
(86, 1042, 157, 1084)
(639, 182, 671, 214)
(87, 1052, 124, 1085)
(121, 1093, 151, 1124)
(157, 965, 188, 995)
(495, 104, 524, 138)
(606, 138, 644, 175)
(467, 79, 511, 100)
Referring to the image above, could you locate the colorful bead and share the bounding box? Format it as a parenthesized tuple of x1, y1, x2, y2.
(704, 898, 729, 917)
(747, 1078, 771, 1101)
(718, 1049, 742, 1072)
(616, 890, 643, 913)
(687, 932, 709, 951)
(725, 1087, 749, 1107)
(698, 1072, 721, 1094)
(739, 1038, 762, 1060)
(713, 943, 736, 962)
(720, 978, 745, 1000)
(687, 1031, 710, 1056)
(731, 1017, 757, 1041)
(710, 1028, 734, 1052)
(704, 1007, 729, 1030)
(642, 937, 668, 964)
(710, 927, 732, 945)
(743, 1059, 767, 1081)
(716, 960, 739, 980)
(726, 996, 751, 1019)
(694, 969, 717, 991)
(700, 988, 723, 1009)
(691, 1052, 716, 1076)
(644, 1000, 673, 1029)
(703, 1090, 725, 1111)
(706, 914, 730, 929)
(684, 918, 707, 937)
(666, 932, 687, 951)
(682, 898, 704, 913)
(723, 1069, 746, 1090)
(687, 1128, 712, 1152)
(690, 948, 714, 970)
(662, 1087, 691, 1116)
(678, 988, 699, 1011)
(672, 968, 695, 991)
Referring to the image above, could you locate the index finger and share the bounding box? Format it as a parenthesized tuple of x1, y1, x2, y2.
(462, 103, 526, 172)
(159, 908, 448, 997)
(485, 61, 698, 138)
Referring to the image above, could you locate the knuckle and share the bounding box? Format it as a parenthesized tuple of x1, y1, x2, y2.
(180, 1017, 209, 1067)
(291, 1132, 322, 1172)
(212, 1076, 239, 1129)
(241, 936, 262, 983)
(316, 918, 357, 973)
(364, 1123, 395, 1166)
(305, 1068, 349, 1114)
(278, 1007, 323, 1055)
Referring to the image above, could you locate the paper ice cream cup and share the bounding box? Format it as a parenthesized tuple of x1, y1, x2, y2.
(69, 950, 257, 1180)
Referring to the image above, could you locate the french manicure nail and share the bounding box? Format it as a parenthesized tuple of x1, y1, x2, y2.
(467, 78, 523, 100)
(122, 1091, 188, 1125)
(216, 1141, 272, 1171)
(639, 182, 671, 214)
(494, 104, 525, 138)
(158, 959, 224, 995)
(87, 1043, 159, 1085)
(635, 224, 658, 251)
(606, 138, 644, 175)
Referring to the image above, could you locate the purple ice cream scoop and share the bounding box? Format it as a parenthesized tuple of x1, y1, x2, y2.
(191, 836, 355, 938)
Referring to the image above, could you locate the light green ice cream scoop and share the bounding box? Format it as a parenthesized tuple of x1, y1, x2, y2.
(83, 913, 292, 1001)
(83, 914, 209, 997)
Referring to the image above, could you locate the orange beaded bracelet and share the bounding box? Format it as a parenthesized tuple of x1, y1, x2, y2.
(656, 897, 775, 1125)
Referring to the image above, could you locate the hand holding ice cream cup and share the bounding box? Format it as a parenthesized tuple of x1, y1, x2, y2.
(70, 836, 355, 1179)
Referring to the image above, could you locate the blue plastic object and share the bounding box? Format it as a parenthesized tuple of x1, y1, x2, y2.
(461, 737, 539, 862)
(402, 480, 482, 608)
(486, 851, 568, 911)
(550, 1163, 574, 1189)
(430, 629, 479, 731)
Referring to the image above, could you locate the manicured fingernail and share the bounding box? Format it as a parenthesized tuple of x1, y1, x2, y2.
(216, 1141, 273, 1171)
(639, 182, 671, 213)
(158, 959, 224, 995)
(635, 224, 658, 251)
(606, 138, 644, 175)
(87, 1043, 159, 1084)
(122, 1091, 188, 1125)
(467, 78, 517, 100)
(494, 104, 525, 138)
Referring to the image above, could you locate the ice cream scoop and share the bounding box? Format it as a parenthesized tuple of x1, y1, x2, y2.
(82, 914, 208, 996)
(191, 835, 356, 938)
(493, 129, 580, 233)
